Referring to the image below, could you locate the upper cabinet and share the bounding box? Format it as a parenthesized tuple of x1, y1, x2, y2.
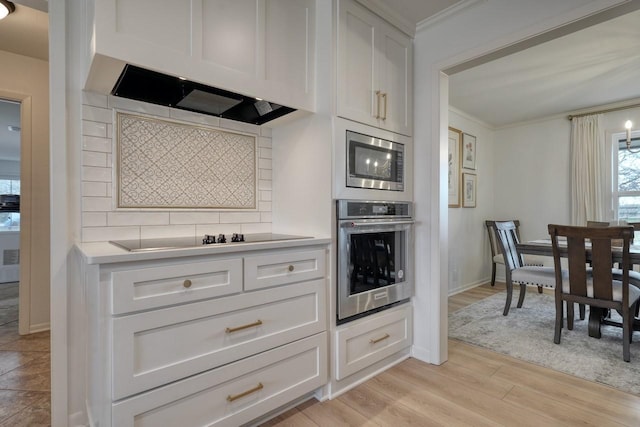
(86, 0, 316, 113)
(337, 0, 413, 136)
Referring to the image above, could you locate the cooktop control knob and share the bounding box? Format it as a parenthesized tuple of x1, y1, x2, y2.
(218, 234, 227, 243)
(203, 234, 216, 245)
(231, 233, 246, 242)
(239, 234, 245, 242)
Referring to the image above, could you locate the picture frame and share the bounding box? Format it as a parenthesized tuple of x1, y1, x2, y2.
(462, 133, 477, 170)
(448, 127, 462, 207)
(462, 173, 477, 208)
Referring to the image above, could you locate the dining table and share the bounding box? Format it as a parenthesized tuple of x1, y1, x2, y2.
(517, 238, 640, 339)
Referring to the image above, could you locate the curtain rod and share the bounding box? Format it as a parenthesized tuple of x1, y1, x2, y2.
(568, 103, 640, 120)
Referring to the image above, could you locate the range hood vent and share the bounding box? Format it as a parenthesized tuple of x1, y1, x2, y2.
(111, 65, 296, 125)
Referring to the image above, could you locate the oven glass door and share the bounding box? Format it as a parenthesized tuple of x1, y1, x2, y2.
(338, 220, 413, 321)
(346, 131, 404, 191)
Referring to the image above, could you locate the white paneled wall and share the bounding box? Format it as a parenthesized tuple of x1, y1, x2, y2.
(80, 92, 273, 242)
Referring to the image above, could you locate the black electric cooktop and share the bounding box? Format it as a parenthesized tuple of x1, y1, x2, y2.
(109, 233, 311, 252)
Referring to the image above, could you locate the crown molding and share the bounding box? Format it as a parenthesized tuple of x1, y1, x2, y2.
(417, 0, 486, 33)
(354, 0, 416, 36)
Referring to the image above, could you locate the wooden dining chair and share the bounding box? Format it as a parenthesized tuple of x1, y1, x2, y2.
(493, 221, 558, 316)
(548, 224, 640, 362)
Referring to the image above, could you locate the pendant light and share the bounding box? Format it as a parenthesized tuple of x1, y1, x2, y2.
(0, 0, 15, 20)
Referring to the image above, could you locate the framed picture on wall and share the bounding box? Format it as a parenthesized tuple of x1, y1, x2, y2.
(462, 173, 477, 208)
(462, 132, 477, 170)
(448, 127, 462, 207)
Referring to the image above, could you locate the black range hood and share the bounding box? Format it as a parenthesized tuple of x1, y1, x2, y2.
(111, 64, 296, 125)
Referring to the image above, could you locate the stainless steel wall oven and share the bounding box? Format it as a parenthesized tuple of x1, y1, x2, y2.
(336, 200, 414, 324)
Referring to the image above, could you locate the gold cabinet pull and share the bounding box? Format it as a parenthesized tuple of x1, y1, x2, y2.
(370, 333, 390, 344)
(225, 320, 263, 334)
(183, 279, 192, 288)
(226, 382, 264, 402)
(288, 265, 295, 272)
(381, 92, 388, 120)
(375, 90, 382, 119)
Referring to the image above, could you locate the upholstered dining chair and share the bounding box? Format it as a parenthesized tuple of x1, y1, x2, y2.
(548, 224, 640, 362)
(493, 221, 559, 316)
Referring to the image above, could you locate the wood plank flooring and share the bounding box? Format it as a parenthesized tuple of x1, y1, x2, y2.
(260, 283, 640, 427)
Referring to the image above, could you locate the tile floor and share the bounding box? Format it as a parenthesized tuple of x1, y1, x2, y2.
(0, 282, 50, 426)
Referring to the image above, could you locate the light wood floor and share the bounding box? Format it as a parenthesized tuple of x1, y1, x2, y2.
(260, 283, 640, 427)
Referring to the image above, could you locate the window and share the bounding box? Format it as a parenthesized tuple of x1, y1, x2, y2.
(0, 179, 20, 231)
(612, 131, 640, 221)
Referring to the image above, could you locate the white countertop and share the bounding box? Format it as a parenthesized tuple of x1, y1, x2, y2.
(76, 236, 332, 265)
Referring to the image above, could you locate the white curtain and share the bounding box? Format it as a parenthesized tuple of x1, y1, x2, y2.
(571, 114, 606, 225)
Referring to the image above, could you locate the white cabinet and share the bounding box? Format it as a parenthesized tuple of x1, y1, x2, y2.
(337, 0, 413, 136)
(88, 0, 316, 112)
(84, 242, 328, 426)
(335, 303, 412, 380)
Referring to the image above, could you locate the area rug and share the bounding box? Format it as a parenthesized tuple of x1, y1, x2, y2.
(449, 291, 640, 395)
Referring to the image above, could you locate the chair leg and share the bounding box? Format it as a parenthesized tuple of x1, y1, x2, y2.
(537, 285, 543, 294)
(623, 306, 631, 362)
(579, 304, 586, 320)
(503, 279, 513, 316)
(516, 283, 527, 308)
(554, 296, 563, 344)
(491, 262, 496, 287)
(567, 302, 574, 330)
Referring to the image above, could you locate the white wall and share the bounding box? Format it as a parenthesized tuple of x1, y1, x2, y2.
(413, 0, 628, 364)
(0, 49, 50, 333)
(448, 108, 495, 294)
(0, 160, 20, 178)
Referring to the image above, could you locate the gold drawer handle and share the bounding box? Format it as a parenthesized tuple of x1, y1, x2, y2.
(375, 90, 382, 119)
(183, 279, 192, 288)
(370, 333, 390, 344)
(381, 92, 388, 120)
(227, 382, 264, 402)
(288, 265, 295, 272)
(225, 320, 263, 334)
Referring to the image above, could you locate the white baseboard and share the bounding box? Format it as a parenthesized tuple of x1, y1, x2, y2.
(28, 322, 50, 334)
(448, 278, 490, 296)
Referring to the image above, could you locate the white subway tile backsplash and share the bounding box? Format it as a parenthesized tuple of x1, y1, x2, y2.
(240, 222, 271, 234)
(140, 225, 196, 239)
(108, 212, 170, 226)
(82, 151, 107, 167)
(82, 197, 113, 212)
(220, 118, 260, 135)
(169, 109, 221, 128)
(258, 158, 272, 170)
(82, 226, 140, 242)
(109, 97, 172, 117)
(83, 136, 112, 153)
(170, 212, 221, 225)
(82, 212, 107, 227)
(260, 191, 272, 201)
(82, 182, 107, 197)
(82, 166, 112, 182)
(258, 137, 272, 148)
(82, 92, 108, 108)
(260, 212, 272, 223)
(82, 105, 113, 123)
(258, 180, 272, 191)
(259, 148, 272, 159)
(83, 120, 108, 138)
(80, 91, 274, 242)
(259, 169, 272, 180)
(260, 127, 272, 137)
(259, 201, 272, 212)
(219, 212, 261, 224)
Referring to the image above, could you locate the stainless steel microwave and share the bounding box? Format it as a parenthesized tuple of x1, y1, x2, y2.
(346, 130, 404, 191)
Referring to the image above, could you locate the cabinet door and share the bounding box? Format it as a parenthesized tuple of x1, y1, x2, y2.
(337, 0, 379, 128)
(378, 24, 413, 136)
(265, 0, 315, 102)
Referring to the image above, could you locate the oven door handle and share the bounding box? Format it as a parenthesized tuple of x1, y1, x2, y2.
(340, 219, 415, 227)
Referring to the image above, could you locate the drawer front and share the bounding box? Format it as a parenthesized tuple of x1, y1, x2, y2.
(112, 332, 327, 427)
(335, 304, 412, 380)
(111, 258, 243, 314)
(244, 248, 326, 291)
(112, 279, 326, 400)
